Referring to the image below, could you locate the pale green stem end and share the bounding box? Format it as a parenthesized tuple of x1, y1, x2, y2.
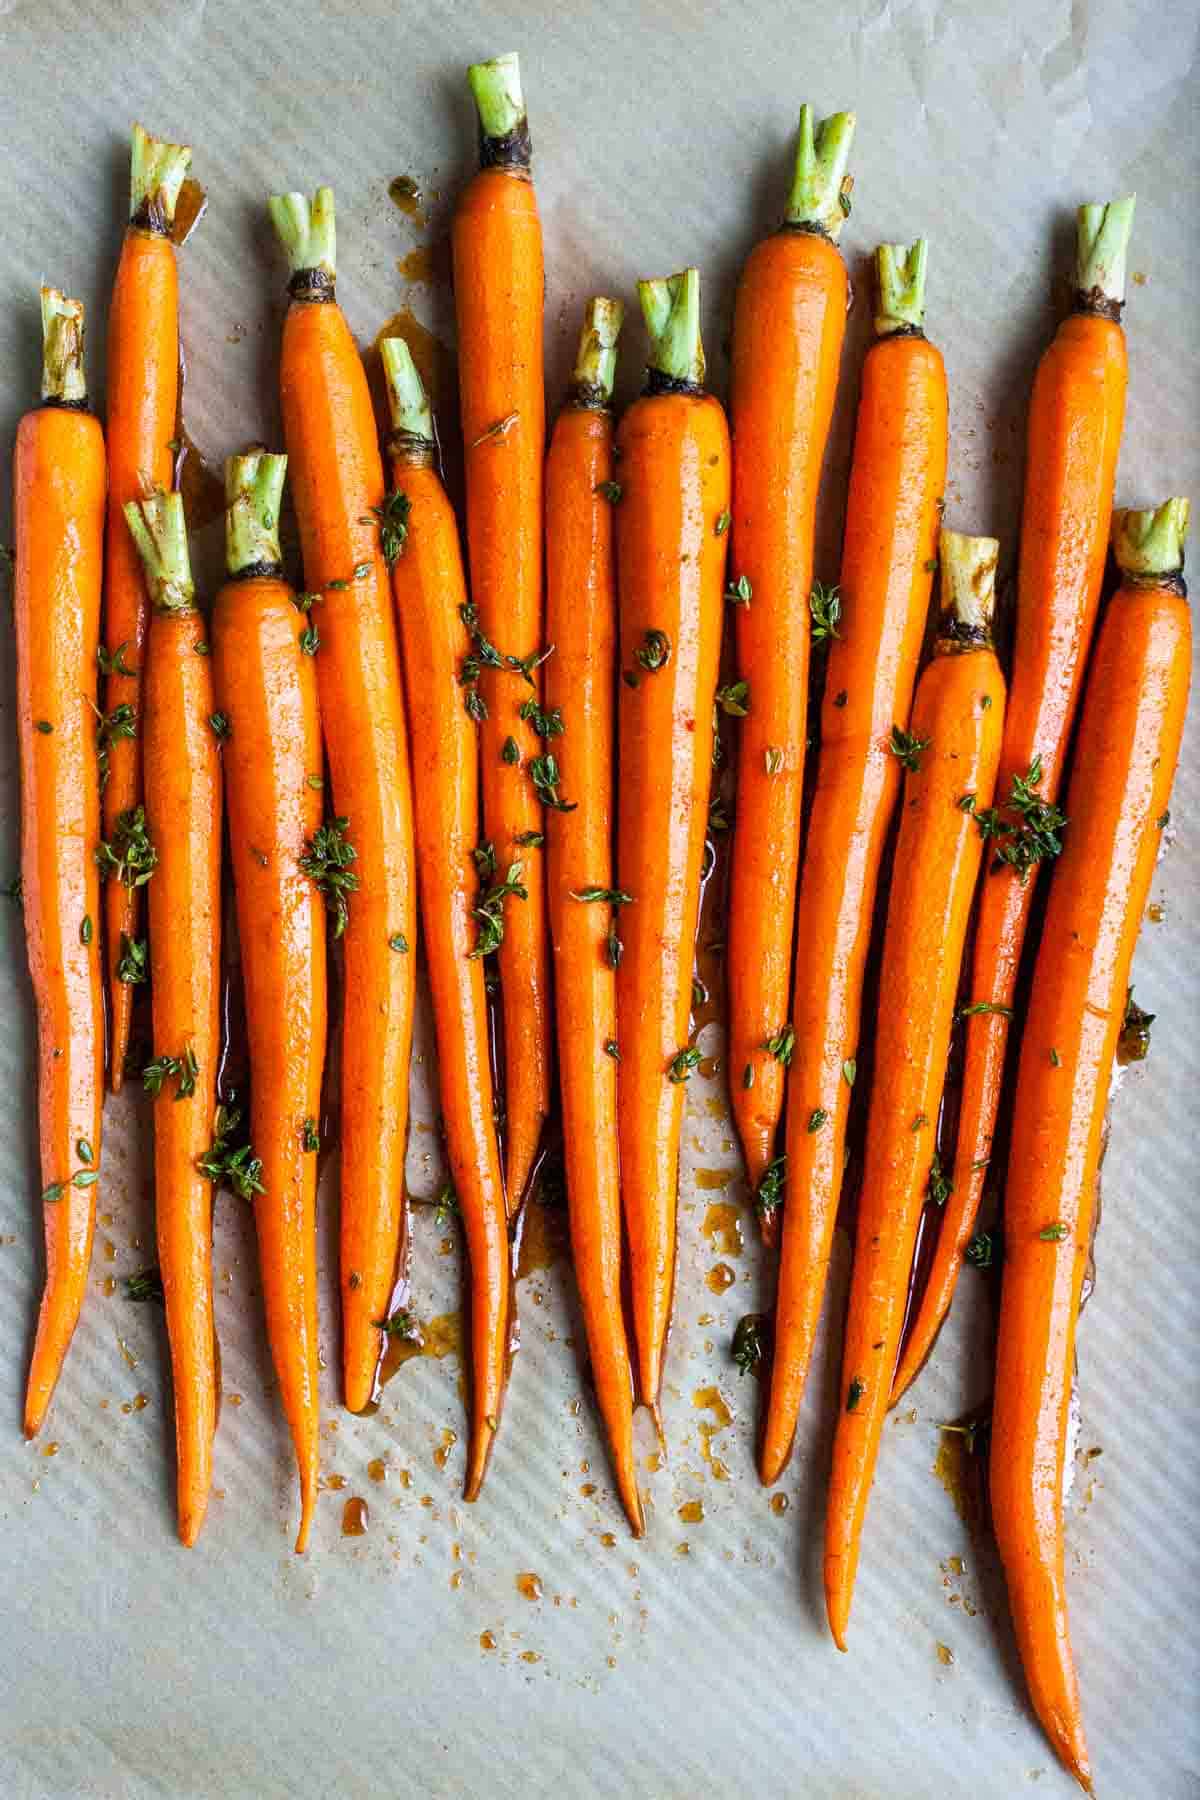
(939, 529, 998, 631)
(268, 187, 336, 279)
(468, 52, 525, 138)
(1112, 498, 1190, 576)
(40, 287, 87, 404)
(784, 104, 856, 238)
(572, 297, 624, 401)
(381, 339, 434, 441)
(130, 122, 192, 227)
(638, 269, 704, 385)
(124, 492, 195, 614)
(875, 239, 928, 335)
(1076, 195, 1135, 303)
(225, 451, 287, 575)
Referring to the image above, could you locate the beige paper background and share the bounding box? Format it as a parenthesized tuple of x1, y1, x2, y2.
(1, 2, 1197, 1795)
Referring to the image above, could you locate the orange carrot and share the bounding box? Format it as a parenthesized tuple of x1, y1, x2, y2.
(544, 300, 643, 1534)
(212, 453, 326, 1551)
(824, 531, 1006, 1650)
(379, 341, 511, 1501)
(124, 492, 221, 1547)
(452, 53, 551, 1213)
(16, 291, 106, 1437)
(727, 103, 855, 1196)
(102, 123, 191, 1092)
(268, 187, 417, 1415)
(892, 198, 1135, 1402)
(616, 270, 730, 1420)
(991, 499, 1191, 1791)
(760, 241, 948, 1482)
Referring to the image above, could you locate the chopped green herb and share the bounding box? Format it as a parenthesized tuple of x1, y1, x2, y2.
(530, 753, 577, 813)
(595, 480, 623, 503)
(1157, 810, 1171, 830)
(889, 724, 931, 773)
(300, 817, 359, 937)
(742, 1063, 755, 1090)
(302, 1116, 320, 1152)
(143, 1044, 199, 1100)
(1039, 1222, 1069, 1242)
(842, 1059, 857, 1087)
(764, 746, 784, 775)
(810, 581, 841, 644)
(846, 1377, 866, 1412)
(832, 689, 848, 709)
(725, 574, 752, 607)
(715, 680, 750, 718)
(981, 693, 993, 710)
(116, 933, 148, 986)
(708, 793, 731, 833)
(72, 1169, 99, 1187)
(4, 874, 23, 903)
(604, 1039, 621, 1061)
(464, 687, 488, 722)
(714, 510, 731, 537)
(514, 831, 545, 848)
(469, 861, 528, 959)
(912, 1112, 929, 1131)
(80, 915, 93, 946)
(95, 701, 137, 791)
(501, 735, 520, 765)
(353, 562, 371, 581)
(209, 712, 232, 741)
(473, 841, 497, 880)
(959, 1000, 1013, 1018)
(197, 1100, 265, 1199)
(95, 806, 157, 889)
(1049, 1046, 1061, 1067)
(755, 1155, 786, 1221)
(76, 1138, 95, 1165)
(571, 886, 633, 906)
(433, 1184, 460, 1228)
(389, 932, 410, 953)
(374, 1309, 419, 1339)
(606, 931, 623, 969)
(41, 1181, 66, 1204)
(517, 697, 564, 738)
(732, 1315, 763, 1377)
(807, 1107, 828, 1132)
(299, 623, 320, 655)
(667, 1045, 702, 1084)
(35, 720, 53, 734)
(97, 640, 137, 678)
(635, 629, 671, 672)
(371, 488, 412, 566)
(762, 1025, 795, 1066)
(306, 773, 324, 790)
(927, 1151, 952, 1208)
(965, 1230, 998, 1269)
(125, 1266, 164, 1304)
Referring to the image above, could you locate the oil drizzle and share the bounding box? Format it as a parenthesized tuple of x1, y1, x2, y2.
(341, 1496, 369, 1537)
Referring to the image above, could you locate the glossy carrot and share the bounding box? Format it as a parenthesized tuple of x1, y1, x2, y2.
(727, 103, 855, 1196)
(544, 301, 643, 1534)
(269, 187, 417, 1416)
(212, 454, 326, 1551)
(124, 493, 221, 1547)
(992, 499, 1191, 1792)
(759, 242, 948, 1482)
(452, 53, 551, 1213)
(616, 271, 731, 1421)
(892, 199, 1135, 1403)
(379, 341, 511, 1501)
(824, 532, 1006, 1650)
(103, 123, 191, 1092)
(16, 292, 106, 1437)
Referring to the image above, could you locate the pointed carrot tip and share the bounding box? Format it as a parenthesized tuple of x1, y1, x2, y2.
(110, 1066, 124, 1095)
(293, 1474, 317, 1554)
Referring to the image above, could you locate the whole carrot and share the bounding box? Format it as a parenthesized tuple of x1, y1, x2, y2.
(991, 499, 1191, 1792)
(16, 291, 106, 1437)
(379, 341, 511, 1502)
(212, 453, 327, 1550)
(103, 123, 192, 1092)
(727, 104, 855, 1196)
(892, 198, 1135, 1403)
(616, 271, 730, 1422)
(759, 242, 948, 1482)
(824, 531, 1006, 1650)
(268, 187, 417, 1416)
(452, 52, 551, 1214)
(124, 492, 221, 1547)
(544, 300, 643, 1534)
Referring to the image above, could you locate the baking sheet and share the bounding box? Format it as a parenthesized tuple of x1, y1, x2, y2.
(1, 2, 1198, 1795)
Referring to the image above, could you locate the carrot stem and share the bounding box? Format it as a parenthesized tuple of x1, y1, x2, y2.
(468, 50, 527, 144)
(39, 287, 87, 405)
(381, 338, 434, 442)
(225, 451, 287, 574)
(123, 493, 195, 613)
(874, 239, 928, 336)
(129, 122, 192, 230)
(1112, 497, 1190, 576)
(783, 103, 856, 237)
(638, 268, 704, 385)
(938, 527, 998, 636)
(1076, 195, 1135, 305)
(571, 296, 623, 402)
(268, 187, 337, 280)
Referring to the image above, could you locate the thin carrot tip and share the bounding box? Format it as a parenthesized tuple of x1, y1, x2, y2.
(224, 450, 287, 576)
(784, 102, 856, 237)
(1111, 497, 1190, 577)
(874, 239, 929, 337)
(268, 187, 336, 281)
(129, 122, 192, 226)
(39, 286, 87, 405)
(1075, 194, 1135, 305)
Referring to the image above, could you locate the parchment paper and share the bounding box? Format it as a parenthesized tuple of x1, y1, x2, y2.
(1, 2, 1197, 1796)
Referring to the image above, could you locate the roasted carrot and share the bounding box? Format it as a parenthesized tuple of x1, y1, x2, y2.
(212, 453, 326, 1550)
(892, 198, 1135, 1403)
(452, 53, 551, 1213)
(759, 241, 948, 1482)
(991, 499, 1191, 1791)
(124, 492, 221, 1547)
(727, 103, 855, 1197)
(824, 531, 1006, 1650)
(269, 187, 417, 1416)
(16, 291, 106, 1438)
(544, 301, 643, 1534)
(616, 271, 730, 1420)
(379, 341, 511, 1501)
(103, 123, 191, 1092)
